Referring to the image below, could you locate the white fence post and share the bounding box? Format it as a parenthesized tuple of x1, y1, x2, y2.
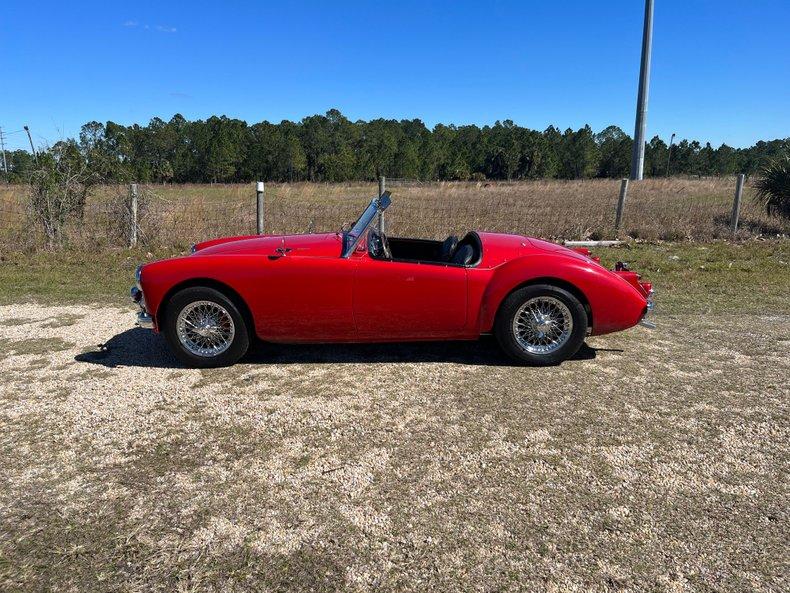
(256, 181, 265, 234)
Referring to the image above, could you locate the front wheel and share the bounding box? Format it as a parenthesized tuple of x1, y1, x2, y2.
(163, 287, 250, 368)
(494, 284, 587, 365)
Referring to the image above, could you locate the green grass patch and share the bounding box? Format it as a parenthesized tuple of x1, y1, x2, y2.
(40, 313, 85, 328)
(0, 248, 182, 305)
(0, 241, 787, 315)
(0, 317, 34, 326)
(597, 240, 790, 314)
(0, 337, 75, 357)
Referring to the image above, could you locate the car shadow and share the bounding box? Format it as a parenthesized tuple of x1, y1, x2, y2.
(74, 328, 614, 369)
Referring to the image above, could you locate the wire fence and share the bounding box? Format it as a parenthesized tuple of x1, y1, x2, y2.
(0, 177, 786, 251)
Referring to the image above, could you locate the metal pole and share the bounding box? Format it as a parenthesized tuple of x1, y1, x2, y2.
(377, 176, 386, 233)
(630, 0, 654, 181)
(23, 126, 38, 165)
(0, 128, 8, 174)
(730, 174, 745, 233)
(615, 178, 629, 230)
(256, 181, 265, 234)
(130, 183, 139, 247)
(665, 133, 675, 177)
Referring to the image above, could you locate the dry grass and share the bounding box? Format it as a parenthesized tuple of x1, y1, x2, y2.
(0, 301, 787, 591)
(2, 177, 787, 250)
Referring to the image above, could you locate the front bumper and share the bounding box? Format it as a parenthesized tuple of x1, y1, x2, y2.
(131, 286, 154, 330)
(639, 289, 656, 329)
(136, 311, 154, 329)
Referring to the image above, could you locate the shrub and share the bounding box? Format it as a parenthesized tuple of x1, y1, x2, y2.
(753, 157, 790, 218)
(28, 141, 99, 247)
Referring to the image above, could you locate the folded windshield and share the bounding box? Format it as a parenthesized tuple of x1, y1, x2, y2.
(342, 192, 391, 257)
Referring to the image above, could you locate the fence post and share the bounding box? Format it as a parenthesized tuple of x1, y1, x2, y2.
(614, 178, 629, 231)
(130, 183, 138, 247)
(730, 173, 745, 233)
(256, 181, 265, 234)
(377, 176, 386, 233)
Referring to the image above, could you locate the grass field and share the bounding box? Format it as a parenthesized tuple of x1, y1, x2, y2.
(1, 240, 788, 315)
(2, 178, 788, 250)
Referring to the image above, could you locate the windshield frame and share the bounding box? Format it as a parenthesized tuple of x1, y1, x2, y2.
(341, 192, 391, 258)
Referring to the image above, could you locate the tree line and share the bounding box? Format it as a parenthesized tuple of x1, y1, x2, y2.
(3, 109, 787, 184)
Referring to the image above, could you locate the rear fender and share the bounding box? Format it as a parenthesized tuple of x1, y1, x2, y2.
(479, 254, 647, 336)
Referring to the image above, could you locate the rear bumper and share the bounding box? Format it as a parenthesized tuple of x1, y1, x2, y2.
(639, 289, 656, 329)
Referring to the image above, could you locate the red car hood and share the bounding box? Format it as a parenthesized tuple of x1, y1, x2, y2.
(193, 233, 344, 258)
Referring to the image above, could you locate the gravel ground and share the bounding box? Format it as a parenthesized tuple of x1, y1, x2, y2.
(0, 303, 787, 592)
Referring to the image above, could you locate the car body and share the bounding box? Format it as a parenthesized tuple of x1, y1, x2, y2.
(132, 193, 654, 366)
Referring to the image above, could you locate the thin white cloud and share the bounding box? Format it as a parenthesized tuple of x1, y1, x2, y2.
(123, 21, 177, 33)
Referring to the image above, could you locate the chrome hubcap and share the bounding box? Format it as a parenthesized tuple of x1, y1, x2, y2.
(513, 296, 573, 355)
(176, 300, 235, 357)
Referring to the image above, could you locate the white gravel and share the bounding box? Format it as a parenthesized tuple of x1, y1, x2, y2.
(0, 303, 788, 592)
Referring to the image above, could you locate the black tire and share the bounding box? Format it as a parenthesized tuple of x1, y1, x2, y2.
(494, 284, 587, 365)
(162, 286, 250, 368)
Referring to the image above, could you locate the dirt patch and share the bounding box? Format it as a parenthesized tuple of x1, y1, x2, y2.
(0, 303, 787, 592)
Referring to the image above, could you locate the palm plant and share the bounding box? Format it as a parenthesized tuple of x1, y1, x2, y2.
(753, 156, 790, 218)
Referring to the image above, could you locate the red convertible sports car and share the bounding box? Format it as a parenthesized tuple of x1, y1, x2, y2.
(131, 193, 654, 367)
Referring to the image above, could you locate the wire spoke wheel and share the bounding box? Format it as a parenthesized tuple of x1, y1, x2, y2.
(176, 300, 236, 357)
(512, 296, 573, 355)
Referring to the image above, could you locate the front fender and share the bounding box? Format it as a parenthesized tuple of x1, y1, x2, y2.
(139, 255, 262, 329)
(479, 254, 648, 336)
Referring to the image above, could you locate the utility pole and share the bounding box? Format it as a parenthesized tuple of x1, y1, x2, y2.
(23, 125, 38, 165)
(665, 132, 675, 177)
(630, 0, 654, 181)
(0, 128, 7, 174)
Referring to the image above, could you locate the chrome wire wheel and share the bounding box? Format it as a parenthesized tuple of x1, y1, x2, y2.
(176, 300, 236, 358)
(512, 296, 573, 355)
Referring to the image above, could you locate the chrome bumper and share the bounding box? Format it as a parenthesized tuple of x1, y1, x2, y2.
(131, 286, 154, 330)
(639, 289, 656, 329)
(136, 311, 154, 329)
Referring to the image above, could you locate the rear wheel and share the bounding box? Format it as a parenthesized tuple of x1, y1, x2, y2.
(163, 287, 250, 368)
(495, 284, 587, 365)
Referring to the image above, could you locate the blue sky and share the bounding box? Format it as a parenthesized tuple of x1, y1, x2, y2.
(2, 0, 788, 150)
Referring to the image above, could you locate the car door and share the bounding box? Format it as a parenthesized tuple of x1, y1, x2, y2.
(353, 254, 467, 339)
(251, 254, 357, 342)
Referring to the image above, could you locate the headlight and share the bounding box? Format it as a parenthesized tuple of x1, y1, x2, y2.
(190, 244, 197, 254)
(135, 265, 143, 289)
